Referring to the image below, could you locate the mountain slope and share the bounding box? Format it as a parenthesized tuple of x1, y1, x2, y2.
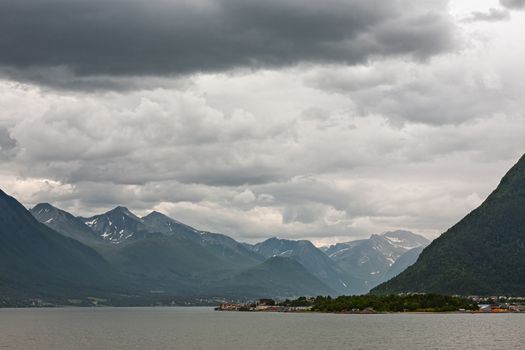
(0, 190, 118, 299)
(101, 234, 233, 296)
(373, 154, 525, 295)
(100, 234, 328, 298)
(383, 246, 426, 281)
(30, 203, 101, 244)
(250, 237, 352, 294)
(216, 257, 335, 298)
(200, 232, 265, 266)
(141, 211, 265, 266)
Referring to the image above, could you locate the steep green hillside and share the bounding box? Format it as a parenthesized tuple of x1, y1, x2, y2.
(373, 154, 525, 295)
(0, 190, 121, 299)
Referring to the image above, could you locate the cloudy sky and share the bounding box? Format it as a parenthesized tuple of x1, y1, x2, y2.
(1, 0, 524, 245)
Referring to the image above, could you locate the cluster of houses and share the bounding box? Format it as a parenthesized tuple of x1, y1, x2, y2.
(215, 299, 312, 312)
(476, 304, 525, 313)
(216, 295, 525, 313)
(469, 296, 525, 313)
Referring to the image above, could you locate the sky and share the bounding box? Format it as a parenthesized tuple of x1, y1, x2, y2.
(1, 0, 524, 245)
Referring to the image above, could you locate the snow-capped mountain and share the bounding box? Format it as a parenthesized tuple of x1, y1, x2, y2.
(325, 230, 429, 262)
(382, 230, 431, 251)
(80, 206, 152, 243)
(322, 230, 430, 294)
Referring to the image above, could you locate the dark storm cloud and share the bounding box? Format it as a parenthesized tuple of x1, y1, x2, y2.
(500, 0, 525, 10)
(0, 0, 455, 82)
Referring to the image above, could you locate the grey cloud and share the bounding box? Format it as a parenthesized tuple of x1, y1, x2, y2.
(3, 32, 525, 243)
(0, 66, 194, 92)
(0, 127, 17, 162)
(6, 88, 293, 187)
(0, 127, 17, 152)
(500, 0, 525, 9)
(254, 178, 372, 215)
(0, 0, 456, 86)
(65, 160, 284, 187)
(282, 203, 328, 224)
(308, 55, 525, 125)
(463, 8, 511, 22)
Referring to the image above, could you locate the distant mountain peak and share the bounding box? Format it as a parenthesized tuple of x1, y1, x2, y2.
(107, 206, 138, 217)
(80, 206, 148, 243)
(31, 202, 58, 214)
(144, 210, 163, 218)
(262, 236, 312, 245)
(32, 202, 54, 209)
(150, 210, 167, 215)
(141, 211, 202, 242)
(381, 230, 430, 250)
(30, 202, 101, 243)
(142, 210, 182, 224)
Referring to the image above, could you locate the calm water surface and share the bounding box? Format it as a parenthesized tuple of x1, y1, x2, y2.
(0, 307, 523, 349)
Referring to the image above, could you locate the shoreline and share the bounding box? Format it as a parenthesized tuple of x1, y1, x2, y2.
(215, 309, 524, 315)
(1, 305, 523, 314)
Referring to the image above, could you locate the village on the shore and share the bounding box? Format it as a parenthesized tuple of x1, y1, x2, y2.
(216, 295, 525, 314)
(216, 298, 314, 313)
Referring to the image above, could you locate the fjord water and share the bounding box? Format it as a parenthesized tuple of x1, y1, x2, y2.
(1, 307, 523, 350)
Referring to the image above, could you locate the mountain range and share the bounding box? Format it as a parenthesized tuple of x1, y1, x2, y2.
(4, 153, 525, 303)
(0, 188, 430, 304)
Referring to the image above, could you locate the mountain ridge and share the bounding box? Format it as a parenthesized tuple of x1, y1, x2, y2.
(19, 197, 334, 299)
(29, 201, 431, 297)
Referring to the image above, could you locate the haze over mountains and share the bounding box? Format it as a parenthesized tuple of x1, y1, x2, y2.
(1, 188, 430, 304)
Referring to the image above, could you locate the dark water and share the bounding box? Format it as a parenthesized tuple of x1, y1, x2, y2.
(0, 307, 523, 349)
